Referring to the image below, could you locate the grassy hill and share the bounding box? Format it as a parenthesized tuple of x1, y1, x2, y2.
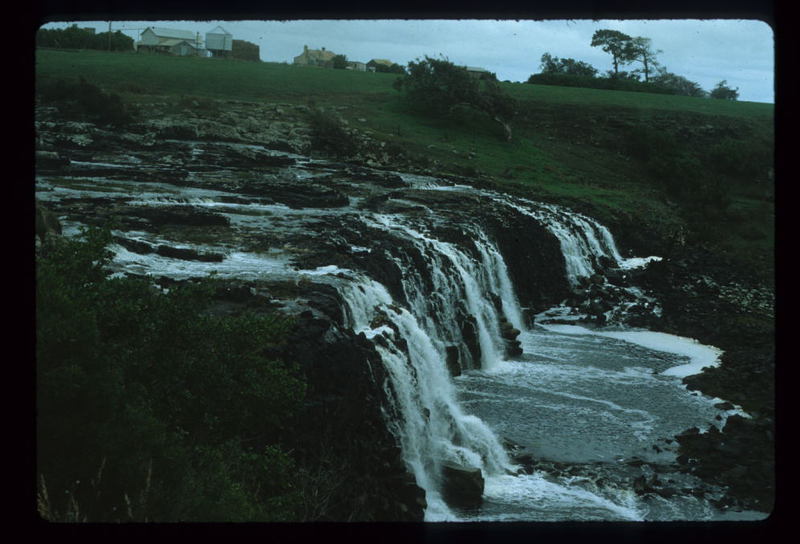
(35, 49, 774, 280)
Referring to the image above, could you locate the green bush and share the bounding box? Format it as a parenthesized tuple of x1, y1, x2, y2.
(37, 77, 134, 126)
(526, 73, 675, 95)
(307, 108, 359, 158)
(37, 228, 305, 521)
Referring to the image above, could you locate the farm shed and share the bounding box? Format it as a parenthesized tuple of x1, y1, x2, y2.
(137, 27, 205, 56)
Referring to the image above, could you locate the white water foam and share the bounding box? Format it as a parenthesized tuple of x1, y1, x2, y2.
(537, 324, 722, 378)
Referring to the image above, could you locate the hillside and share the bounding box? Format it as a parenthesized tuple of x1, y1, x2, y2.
(35, 49, 774, 283)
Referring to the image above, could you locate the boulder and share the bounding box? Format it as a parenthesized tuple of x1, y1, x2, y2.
(441, 462, 484, 509)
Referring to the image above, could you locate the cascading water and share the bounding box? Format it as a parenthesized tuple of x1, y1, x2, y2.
(341, 275, 515, 520)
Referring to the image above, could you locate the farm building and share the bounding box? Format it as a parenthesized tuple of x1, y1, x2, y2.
(293, 45, 337, 67)
(206, 26, 233, 58)
(465, 66, 494, 80)
(137, 27, 206, 56)
(366, 58, 393, 72)
(346, 61, 367, 72)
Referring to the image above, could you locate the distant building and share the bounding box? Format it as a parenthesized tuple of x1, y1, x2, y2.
(346, 61, 367, 72)
(465, 66, 494, 80)
(367, 58, 393, 72)
(294, 45, 336, 67)
(137, 27, 206, 56)
(206, 25, 233, 58)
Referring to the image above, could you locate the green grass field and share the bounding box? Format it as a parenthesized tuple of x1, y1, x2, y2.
(35, 49, 774, 277)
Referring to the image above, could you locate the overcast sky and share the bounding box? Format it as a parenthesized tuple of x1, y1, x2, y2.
(40, 19, 774, 103)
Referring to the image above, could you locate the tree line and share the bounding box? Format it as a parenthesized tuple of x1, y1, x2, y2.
(529, 29, 739, 100)
(37, 24, 135, 51)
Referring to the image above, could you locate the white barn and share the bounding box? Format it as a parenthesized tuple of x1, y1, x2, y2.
(137, 27, 205, 56)
(206, 26, 233, 58)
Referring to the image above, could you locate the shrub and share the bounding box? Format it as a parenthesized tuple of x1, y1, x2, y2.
(37, 228, 306, 521)
(37, 77, 134, 126)
(307, 108, 359, 158)
(526, 73, 675, 95)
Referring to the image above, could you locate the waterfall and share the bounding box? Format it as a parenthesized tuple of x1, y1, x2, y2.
(341, 276, 514, 520)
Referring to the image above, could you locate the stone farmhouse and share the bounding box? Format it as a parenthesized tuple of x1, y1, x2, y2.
(293, 45, 337, 67)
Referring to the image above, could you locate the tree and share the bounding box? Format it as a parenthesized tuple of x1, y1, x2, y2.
(590, 29, 636, 77)
(393, 56, 516, 141)
(629, 37, 661, 82)
(710, 80, 739, 100)
(539, 53, 598, 77)
(331, 54, 348, 70)
(650, 67, 707, 97)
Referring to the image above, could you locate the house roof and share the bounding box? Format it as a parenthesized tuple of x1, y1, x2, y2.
(159, 38, 200, 49)
(369, 58, 393, 66)
(207, 25, 232, 35)
(146, 27, 197, 41)
(465, 66, 490, 73)
(304, 48, 336, 61)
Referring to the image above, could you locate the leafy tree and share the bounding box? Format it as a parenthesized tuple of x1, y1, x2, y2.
(710, 80, 739, 100)
(650, 67, 707, 97)
(393, 56, 516, 141)
(231, 39, 260, 62)
(590, 29, 636, 77)
(539, 53, 598, 77)
(36, 25, 134, 51)
(605, 70, 641, 81)
(629, 36, 661, 82)
(331, 54, 349, 69)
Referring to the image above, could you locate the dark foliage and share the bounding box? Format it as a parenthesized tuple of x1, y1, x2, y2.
(36, 77, 135, 126)
(231, 39, 260, 62)
(331, 54, 349, 69)
(37, 25, 134, 51)
(539, 52, 598, 77)
(37, 228, 306, 521)
(394, 56, 516, 141)
(307, 108, 359, 157)
(650, 69, 707, 97)
(526, 72, 676, 95)
(710, 80, 739, 101)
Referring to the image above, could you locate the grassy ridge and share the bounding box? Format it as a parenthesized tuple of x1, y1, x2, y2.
(35, 49, 774, 276)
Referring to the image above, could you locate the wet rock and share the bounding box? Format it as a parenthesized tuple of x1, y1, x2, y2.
(116, 205, 231, 227)
(112, 235, 154, 254)
(441, 462, 484, 509)
(445, 345, 462, 377)
(36, 150, 70, 170)
(155, 244, 224, 262)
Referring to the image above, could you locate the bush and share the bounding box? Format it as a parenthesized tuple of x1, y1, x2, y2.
(526, 73, 675, 95)
(37, 77, 134, 126)
(307, 108, 359, 158)
(395, 56, 516, 140)
(37, 228, 306, 521)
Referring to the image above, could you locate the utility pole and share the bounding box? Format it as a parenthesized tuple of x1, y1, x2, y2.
(107, 21, 112, 51)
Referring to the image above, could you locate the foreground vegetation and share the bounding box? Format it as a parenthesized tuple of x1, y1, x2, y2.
(36, 229, 306, 521)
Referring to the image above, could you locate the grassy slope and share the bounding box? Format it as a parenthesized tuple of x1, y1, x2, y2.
(35, 49, 774, 278)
